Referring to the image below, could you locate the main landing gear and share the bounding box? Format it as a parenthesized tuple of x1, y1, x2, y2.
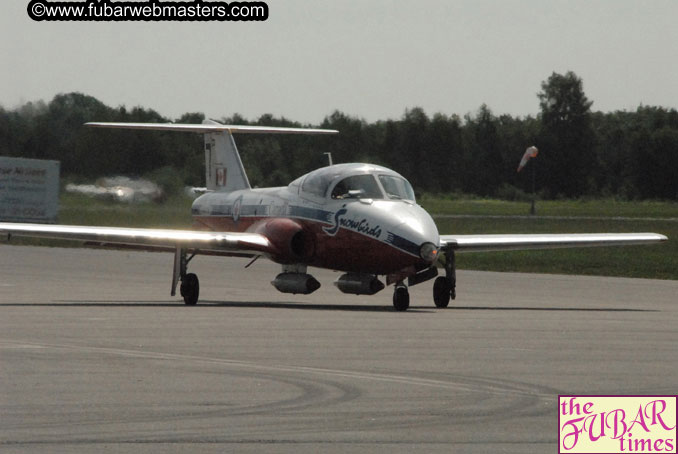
(172, 247, 199, 305)
(392, 283, 410, 311)
(180, 272, 199, 306)
(432, 249, 456, 308)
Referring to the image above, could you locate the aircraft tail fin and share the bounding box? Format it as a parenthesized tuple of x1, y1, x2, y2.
(86, 120, 338, 192)
(202, 120, 250, 191)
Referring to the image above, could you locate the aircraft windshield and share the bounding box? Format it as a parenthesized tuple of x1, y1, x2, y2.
(378, 175, 415, 201)
(331, 174, 383, 200)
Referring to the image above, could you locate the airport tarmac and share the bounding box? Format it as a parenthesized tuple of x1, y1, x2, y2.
(1, 245, 677, 453)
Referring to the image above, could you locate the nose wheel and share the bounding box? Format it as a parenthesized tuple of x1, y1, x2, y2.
(393, 284, 410, 311)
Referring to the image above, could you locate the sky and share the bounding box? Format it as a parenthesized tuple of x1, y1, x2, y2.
(2, 0, 678, 124)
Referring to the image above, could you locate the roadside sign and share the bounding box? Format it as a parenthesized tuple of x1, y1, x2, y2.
(0, 156, 60, 223)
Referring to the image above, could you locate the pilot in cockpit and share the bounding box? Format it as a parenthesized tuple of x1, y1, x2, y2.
(330, 175, 382, 200)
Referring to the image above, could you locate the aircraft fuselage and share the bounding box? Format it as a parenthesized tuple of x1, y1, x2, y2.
(190, 165, 440, 275)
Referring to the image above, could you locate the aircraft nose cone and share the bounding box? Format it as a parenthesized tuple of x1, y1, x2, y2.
(387, 203, 440, 260)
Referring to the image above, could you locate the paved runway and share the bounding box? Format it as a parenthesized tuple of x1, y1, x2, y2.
(1, 245, 677, 453)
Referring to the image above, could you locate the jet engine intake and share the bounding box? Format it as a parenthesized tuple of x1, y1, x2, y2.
(271, 272, 321, 295)
(254, 218, 315, 263)
(334, 273, 385, 295)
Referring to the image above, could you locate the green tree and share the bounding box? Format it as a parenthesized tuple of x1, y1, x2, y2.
(428, 113, 463, 193)
(537, 71, 595, 197)
(463, 105, 502, 196)
(636, 127, 678, 199)
(3, 90, 676, 200)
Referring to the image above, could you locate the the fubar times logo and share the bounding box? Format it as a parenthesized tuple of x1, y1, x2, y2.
(559, 396, 677, 453)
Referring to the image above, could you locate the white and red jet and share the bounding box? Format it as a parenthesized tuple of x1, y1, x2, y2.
(0, 121, 667, 311)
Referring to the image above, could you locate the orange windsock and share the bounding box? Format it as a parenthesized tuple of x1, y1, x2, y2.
(517, 146, 538, 172)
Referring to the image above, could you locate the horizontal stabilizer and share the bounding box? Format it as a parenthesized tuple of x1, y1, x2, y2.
(85, 119, 338, 192)
(85, 122, 338, 135)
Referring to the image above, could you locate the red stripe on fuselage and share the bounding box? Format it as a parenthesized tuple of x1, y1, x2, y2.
(193, 215, 421, 274)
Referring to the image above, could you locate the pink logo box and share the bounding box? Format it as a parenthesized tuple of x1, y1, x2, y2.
(558, 395, 677, 453)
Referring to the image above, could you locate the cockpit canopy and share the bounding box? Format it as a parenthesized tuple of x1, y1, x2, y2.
(292, 163, 416, 202)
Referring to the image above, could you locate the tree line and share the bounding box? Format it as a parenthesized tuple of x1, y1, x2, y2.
(1, 71, 676, 200)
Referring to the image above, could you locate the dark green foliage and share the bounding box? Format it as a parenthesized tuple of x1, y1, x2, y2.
(537, 71, 596, 197)
(462, 104, 503, 196)
(144, 165, 186, 198)
(1, 77, 677, 200)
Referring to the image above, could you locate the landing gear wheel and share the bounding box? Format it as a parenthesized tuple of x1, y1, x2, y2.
(393, 285, 410, 312)
(433, 276, 451, 308)
(180, 273, 199, 306)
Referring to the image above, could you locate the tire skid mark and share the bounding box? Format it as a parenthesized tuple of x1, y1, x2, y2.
(2, 359, 361, 432)
(0, 339, 553, 396)
(1, 338, 555, 440)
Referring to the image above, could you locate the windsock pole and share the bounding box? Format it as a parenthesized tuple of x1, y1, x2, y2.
(517, 146, 539, 215)
(530, 156, 536, 215)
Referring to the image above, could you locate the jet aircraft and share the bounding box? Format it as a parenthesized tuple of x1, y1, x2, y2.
(0, 121, 667, 311)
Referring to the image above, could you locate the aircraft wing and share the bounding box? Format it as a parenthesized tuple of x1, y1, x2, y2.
(0, 222, 273, 256)
(439, 232, 667, 253)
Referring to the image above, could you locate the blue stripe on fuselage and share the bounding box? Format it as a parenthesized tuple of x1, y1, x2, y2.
(287, 205, 333, 224)
(385, 232, 420, 257)
(194, 202, 419, 258)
